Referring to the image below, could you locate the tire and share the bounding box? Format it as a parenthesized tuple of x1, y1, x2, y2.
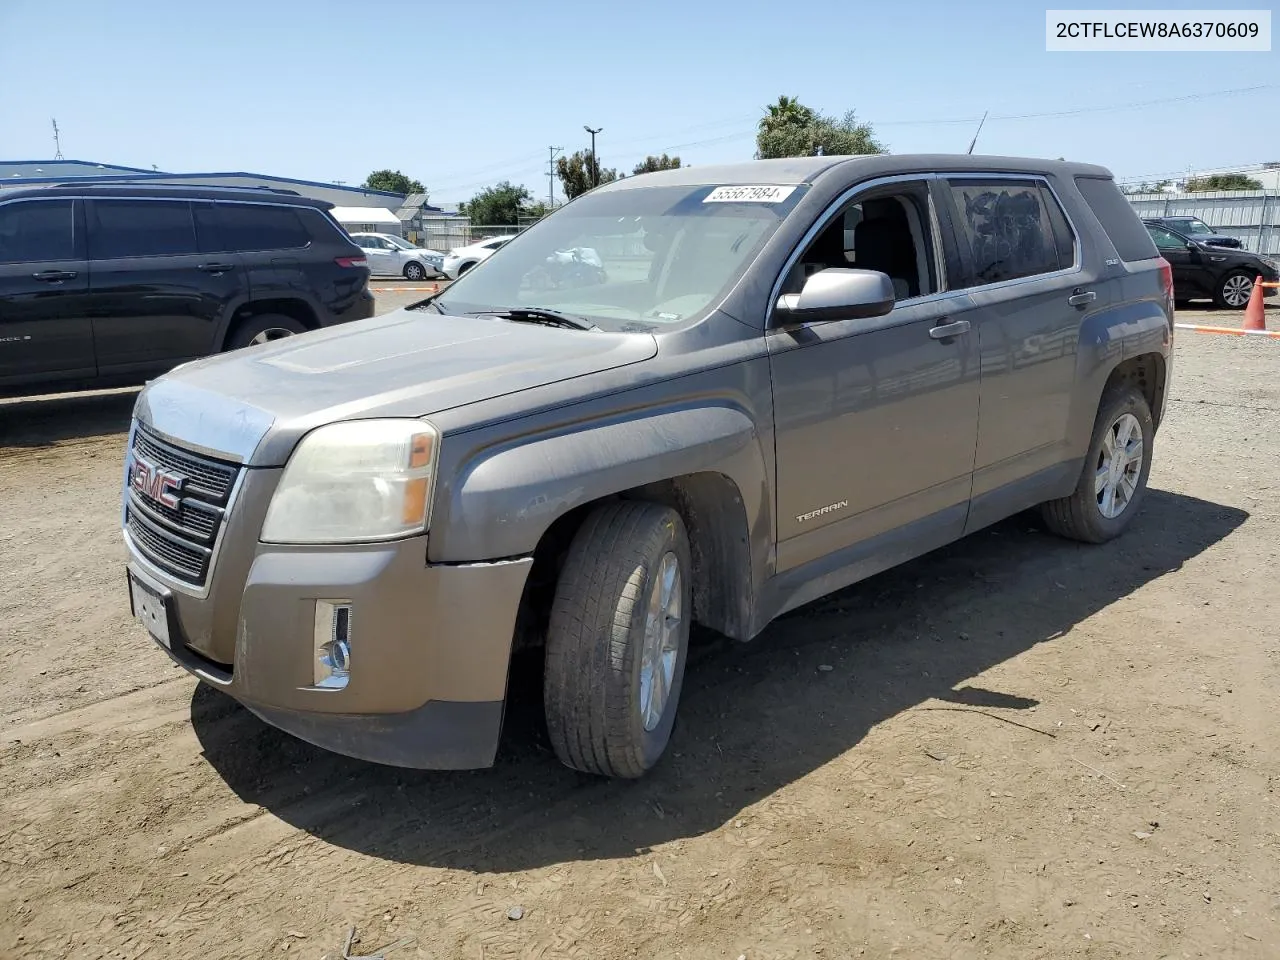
(1214, 270, 1254, 310)
(404, 261, 427, 281)
(456, 260, 476, 276)
(1040, 385, 1154, 544)
(543, 501, 693, 779)
(1174, 299, 1192, 310)
(225, 313, 307, 351)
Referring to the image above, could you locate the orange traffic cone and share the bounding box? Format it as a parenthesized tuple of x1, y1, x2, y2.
(1243, 275, 1267, 331)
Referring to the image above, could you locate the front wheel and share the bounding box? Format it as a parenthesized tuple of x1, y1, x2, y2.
(404, 261, 427, 281)
(1214, 270, 1254, 310)
(1040, 385, 1154, 543)
(543, 501, 692, 779)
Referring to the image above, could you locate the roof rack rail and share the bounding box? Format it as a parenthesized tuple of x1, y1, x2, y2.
(45, 181, 302, 196)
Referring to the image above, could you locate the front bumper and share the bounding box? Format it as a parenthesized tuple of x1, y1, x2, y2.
(128, 536, 532, 769)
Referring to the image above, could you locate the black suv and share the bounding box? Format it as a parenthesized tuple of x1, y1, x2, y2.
(1143, 220, 1279, 309)
(0, 184, 374, 396)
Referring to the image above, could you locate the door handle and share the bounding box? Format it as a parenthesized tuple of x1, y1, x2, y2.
(198, 262, 235, 274)
(32, 270, 77, 282)
(1068, 290, 1097, 307)
(928, 319, 971, 340)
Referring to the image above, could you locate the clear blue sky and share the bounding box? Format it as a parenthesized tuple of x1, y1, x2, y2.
(1, 0, 1276, 204)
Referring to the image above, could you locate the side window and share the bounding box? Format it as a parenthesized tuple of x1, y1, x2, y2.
(1074, 176, 1158, 262)
(0, 200, 78, 263)
(1146, 225, 1186, 250)
(786, 186, 939, 302)
(212, 204, 311, 252)
(1040, 185, 1077, 270)
(90, 200, 198, 259)
(947, 179, 1060, 285)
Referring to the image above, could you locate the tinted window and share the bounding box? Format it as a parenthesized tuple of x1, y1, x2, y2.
(91, 200, 197, 258)
(1146, 225, 1187, 250)
(0, 200, 77, 263)
(1074, 176, 1159, 262)
(1040, 185, 1077, 270)
(212, 204, 310, 252)
(947, 179, 1060, 284)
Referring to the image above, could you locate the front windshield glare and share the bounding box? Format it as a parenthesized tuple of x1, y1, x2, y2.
(1182, 219, 1213, 235)
(436, 183, 807, 331)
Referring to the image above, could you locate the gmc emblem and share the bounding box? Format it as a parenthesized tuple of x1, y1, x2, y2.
(130, 455, 185, 510)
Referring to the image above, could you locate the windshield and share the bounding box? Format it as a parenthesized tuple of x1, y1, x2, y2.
(434, 183, 807, 331)
(1173, 218, 1215, 235)
(385, 235, 417, 250)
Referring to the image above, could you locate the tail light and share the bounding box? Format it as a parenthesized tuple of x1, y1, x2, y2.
(1157, 257, 1174, 311)
(334, 256, 367, 268)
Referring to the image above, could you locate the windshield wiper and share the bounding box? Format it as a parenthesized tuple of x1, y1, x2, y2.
(468, 307, 599, 331)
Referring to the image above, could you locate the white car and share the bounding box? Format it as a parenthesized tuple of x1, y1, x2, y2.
(349, 233, 445, 281)
(442, 235, 512, 279)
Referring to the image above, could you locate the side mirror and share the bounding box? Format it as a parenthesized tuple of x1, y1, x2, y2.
(774, 268, 896, 325)
(1186, 242, 1197, 251)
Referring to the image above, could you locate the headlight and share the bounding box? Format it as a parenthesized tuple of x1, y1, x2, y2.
(261, 419, 439, 544)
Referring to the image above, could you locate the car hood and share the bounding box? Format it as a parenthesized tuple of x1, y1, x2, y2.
(134, 309, 658, 466)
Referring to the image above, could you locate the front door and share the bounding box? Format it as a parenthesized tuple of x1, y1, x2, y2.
(87, 198, 244, 378)
(0, 197, 95, 388)
(769, 179, 980, 574)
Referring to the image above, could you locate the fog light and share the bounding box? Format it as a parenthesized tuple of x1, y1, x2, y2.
(313, 600, 353, 689)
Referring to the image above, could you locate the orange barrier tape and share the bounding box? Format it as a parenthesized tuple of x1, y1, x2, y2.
(1175, 322, 1280, 339)
(370, 286, 440, 293)
(1257, 281, 1280, 289)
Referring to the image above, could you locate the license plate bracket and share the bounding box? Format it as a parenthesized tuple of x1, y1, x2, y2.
(128, 573, 172, 649)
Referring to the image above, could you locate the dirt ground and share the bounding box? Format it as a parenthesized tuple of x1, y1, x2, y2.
(2, 301, 1279, 960)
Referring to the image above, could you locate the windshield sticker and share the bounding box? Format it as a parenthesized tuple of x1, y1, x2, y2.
(702, 185, 797, 204)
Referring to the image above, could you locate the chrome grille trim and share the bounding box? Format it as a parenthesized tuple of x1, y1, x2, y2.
(123, 421, 245, 595)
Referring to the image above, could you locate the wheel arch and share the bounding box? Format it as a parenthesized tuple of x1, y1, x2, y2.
(219, 298, 320, 350)
(431, 405, 771, 642)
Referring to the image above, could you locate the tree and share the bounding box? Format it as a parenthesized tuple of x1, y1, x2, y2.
(556, 150, 619, 200)
(461, 181, 533, 226)
(632, 154, 682, 175)
(1122, 179, 1173, 195)
(363, 169, 425, 195)
(756, 95, 886, 159)
(1183, 173, 1263, 192)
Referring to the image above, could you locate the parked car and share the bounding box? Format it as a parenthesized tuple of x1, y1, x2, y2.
(0, 184, 374, 397)
(349, 232, 444, 281)
(122, 155, 1172, 779)
(1143, 221, 1279, 308)
(1143, 216, 1242, 249)
(441, 235, 512, 278)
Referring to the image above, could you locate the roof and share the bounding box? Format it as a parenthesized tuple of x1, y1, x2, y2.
(0, 182, 334, 208)
(0, 159, 411, 202)
(330, 206, 401, 225)
(601, 154, 1114, 191)
(0, 159, 162, 180)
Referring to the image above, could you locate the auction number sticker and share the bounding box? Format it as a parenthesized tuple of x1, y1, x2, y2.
(703, 185, 797, 203)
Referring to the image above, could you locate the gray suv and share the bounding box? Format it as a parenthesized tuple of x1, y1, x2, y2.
(122, 155, 1174, 779)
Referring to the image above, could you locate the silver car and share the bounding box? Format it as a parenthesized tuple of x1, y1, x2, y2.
(349, 232, 444, 281)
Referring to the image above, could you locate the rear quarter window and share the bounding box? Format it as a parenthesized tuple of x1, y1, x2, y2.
(212, 203, 311, 252)
(1074, 176, 1158, 262)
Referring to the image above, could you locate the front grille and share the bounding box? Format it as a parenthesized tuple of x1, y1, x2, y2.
(125, 426, 242, 587)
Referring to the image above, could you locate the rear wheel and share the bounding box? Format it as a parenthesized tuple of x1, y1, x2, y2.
(1040, 385, 1154, 543)
(225, 313, 307, 350)
(543, 501, 692, 779)
(1214, 270, 1254, 309)
(404, 261, 427, 281)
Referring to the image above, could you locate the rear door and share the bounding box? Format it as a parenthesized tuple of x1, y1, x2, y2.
(937, 175, 1097, 531)
(0, 197, 94, 386)
(1145, 224, 1208, 297)
(355, 235, 395, 275)
(210, 202, 315, 307)
(87, 198, 246, 377)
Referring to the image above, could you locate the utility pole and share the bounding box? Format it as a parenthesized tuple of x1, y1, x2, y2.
(51, 119, 64, 160)
(584, 125, 603, 188)
(547, 145, 562, 208)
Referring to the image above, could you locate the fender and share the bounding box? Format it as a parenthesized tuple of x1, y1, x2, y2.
(429, 403, 769, 565)
(1063, 296, 1170, 457)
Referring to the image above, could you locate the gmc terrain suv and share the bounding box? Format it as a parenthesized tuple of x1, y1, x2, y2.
(0, 184, 374, 396)
(122, 155, 1173, 779)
